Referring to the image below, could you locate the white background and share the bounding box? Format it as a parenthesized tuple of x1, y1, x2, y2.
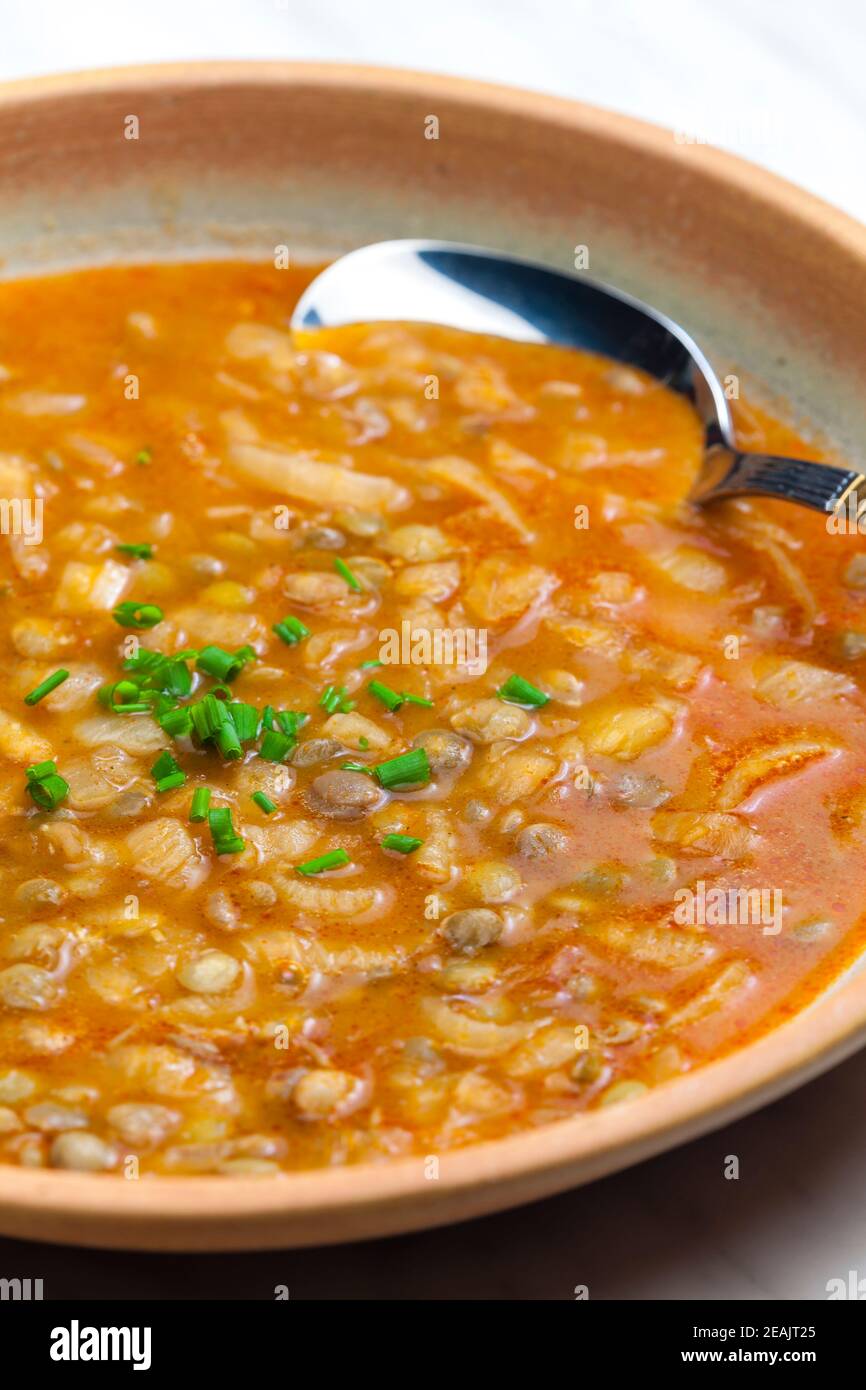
(0, 0, 865, 1301)
(0, 0, 864, 221)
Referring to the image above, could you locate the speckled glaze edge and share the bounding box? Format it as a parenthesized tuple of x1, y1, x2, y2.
(0, 61, 864, 1250)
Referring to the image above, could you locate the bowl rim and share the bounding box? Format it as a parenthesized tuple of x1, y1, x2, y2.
(1, 59, 866, 1246)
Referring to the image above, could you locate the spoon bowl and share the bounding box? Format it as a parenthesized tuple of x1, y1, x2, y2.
(293, 239, 863, 515)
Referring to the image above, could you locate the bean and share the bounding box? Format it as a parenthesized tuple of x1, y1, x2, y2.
(307, 770, 383, 820)
(293, 1069, 359, 1118)
(13, 877, 66, 908)
(464, 861, 522, 903)
(177, 951, 241, 994)
(49, 1131, 117, 1171)
(0, 1107, 22, 1135)
(291, 738, 345, 768)
(24, 1103, 88, 1132)
(299, 525, 346, 550)
(441, 908, 503, 955)
(516, 823, 568, 858)
(0, 965, 61, 1012)
(107, 1103, 181, 1148)
(412, 728, 473, 774)
(0, 1070, 36, 1103)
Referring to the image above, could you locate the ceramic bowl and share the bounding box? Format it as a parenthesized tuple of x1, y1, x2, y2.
(1, 61, 865, 1250)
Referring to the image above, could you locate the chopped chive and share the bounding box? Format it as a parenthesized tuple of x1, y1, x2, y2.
(155, 770, 186, 793)
(135, 447, 152, 466)
(400, 692, 434, 708)
(319, 683, 353, 714)
(190, 693, 227, 742)
(259, 729, 294, 762)
(227, 702, 260, 743)
(341, 761, 373, 774)
(319, 684, 339, 713)
(110, 680, 141, 705)
(196, 645, 253, 682)
(276, 710, 307, 736)
(359, 659, 383, 670)
(113, 702, 151, 713)
(151, 751, 185, 792)
(25, 761, 69, 811)
(164, 659, 193, 698)
(273, 615, 311, 645)
(151, 751, 178, 780)
(143, 691, 177, 718)
(207, 806, 245, 856)
(112, 601, 164, 630)
(358, 736, 369, 750)
(368, 679, 403, 711)
(381, 833, 424, 854)
(333, 557, 362, 592)
(122, 649, 165, 674)
(116, 542, 154, 560)
(373, 747, 431, 790)
(158, 706, 193, 737)
(24, 669, 69, 706)
(118, 650, 189, 699)
(264, 706, 303, 734)
(215, 722, 243, 761)
(26, 773, 69, 810)
(296, 849, 351, 876)
(189, 787, 211, 822)
(188, 694, 244, 758)
(26, 760, 57, 781)
(251, 791, 277, 815)
(261, 705, 305, 737)
(496, 674, 550, 708)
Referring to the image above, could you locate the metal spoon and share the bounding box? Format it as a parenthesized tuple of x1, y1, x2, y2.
(292, 239, 863, 516)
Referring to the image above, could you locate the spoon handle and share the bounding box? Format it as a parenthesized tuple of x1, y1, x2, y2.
(692, 445, 865, 516)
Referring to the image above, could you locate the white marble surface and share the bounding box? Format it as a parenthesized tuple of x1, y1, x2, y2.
(0, 0, 864, 1300)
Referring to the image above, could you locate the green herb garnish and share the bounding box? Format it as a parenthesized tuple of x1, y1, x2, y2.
(196, 645, 254, 682)
(189, 787, 211, 822)
(296, 849, 351, 876)
(272, 615, 311, 645)
(259, 729, 294, 762)
(333, 557, 362, 592)
(151, 750, 186, 793)
(207, 806, 245, 856)
(25, 760, 69, 811)
(116, 542, 154, 560)
(112, 601, 164, 630)
(24, 669, 69, 706)
(381, 833, 424, 854)
(496, 674, 550, 707)
(319, 684, 354, 714)
(368, 680, 403, 711)
(373, 747, 431, 790)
